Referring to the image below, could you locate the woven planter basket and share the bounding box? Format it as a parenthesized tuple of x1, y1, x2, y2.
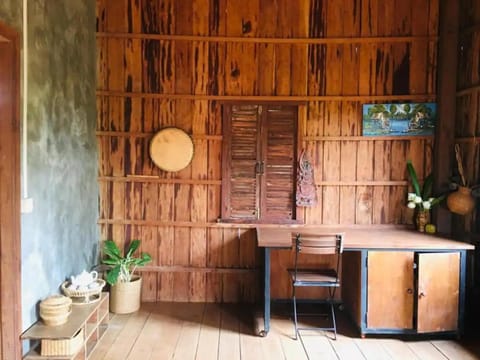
(110, 276, 142, 314)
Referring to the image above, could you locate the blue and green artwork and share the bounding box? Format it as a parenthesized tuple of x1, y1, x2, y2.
(362, 103, 436, 136)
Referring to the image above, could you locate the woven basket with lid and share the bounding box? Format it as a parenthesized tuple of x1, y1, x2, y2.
(39, 294, 72, 326)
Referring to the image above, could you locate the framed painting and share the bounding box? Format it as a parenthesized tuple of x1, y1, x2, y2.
(362, 103, 437, 136)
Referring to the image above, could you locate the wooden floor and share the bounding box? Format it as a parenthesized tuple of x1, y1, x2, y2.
(90, 302, 480, 360)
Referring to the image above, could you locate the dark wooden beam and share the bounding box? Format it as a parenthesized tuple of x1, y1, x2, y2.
(433, 0, 459, 234)
(0, 20, 21, 360)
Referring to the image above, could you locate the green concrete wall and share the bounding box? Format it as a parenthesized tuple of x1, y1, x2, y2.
(0, 0, 98, 332)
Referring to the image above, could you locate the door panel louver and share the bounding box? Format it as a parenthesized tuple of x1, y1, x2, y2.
(262, 106, 296, 220)
(223, 105, 259, 220)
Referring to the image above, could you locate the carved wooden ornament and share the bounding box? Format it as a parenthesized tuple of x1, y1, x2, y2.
(296, 149, 317, 207)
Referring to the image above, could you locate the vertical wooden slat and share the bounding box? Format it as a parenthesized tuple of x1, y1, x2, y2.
(361, 0, 378, 36)
(291, 44, 309, 96)
(322, 144, 340, 224)
(106, 0, 128, 32)
(373, 141, 392, 223)
(358, 43, 376, 95)
(158, 227, 174, 301)
(356, 141, 374, 224)
(257, 44, 275, 95)
(206, 229, 223, 302)
(274, 45, 292, 95)
(340, 140, 357, 224)
(342, 0, 360, 36)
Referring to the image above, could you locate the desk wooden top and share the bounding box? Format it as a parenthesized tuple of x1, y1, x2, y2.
(256, 227, 475, 250)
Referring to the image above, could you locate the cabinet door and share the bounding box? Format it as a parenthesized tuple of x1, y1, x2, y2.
(417, 252, 459, 333)
(367, 251, 415, 329)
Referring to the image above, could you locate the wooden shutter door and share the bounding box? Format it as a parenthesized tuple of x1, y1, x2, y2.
(260, 105, 297, 222)
(221, 104, 260, 220)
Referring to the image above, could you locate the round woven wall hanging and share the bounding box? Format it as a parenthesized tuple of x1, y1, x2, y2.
(149, 127, 194, 172)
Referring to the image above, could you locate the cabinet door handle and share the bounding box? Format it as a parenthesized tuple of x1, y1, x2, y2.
(419, 292, 426, 298)
(406, 288, 413, 295)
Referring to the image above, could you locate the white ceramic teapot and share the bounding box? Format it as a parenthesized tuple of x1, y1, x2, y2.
(70, 270, 98, 290)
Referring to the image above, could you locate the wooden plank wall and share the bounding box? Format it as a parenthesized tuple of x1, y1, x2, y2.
(96, 0, 439, 302)
(456, 0, 480, 234)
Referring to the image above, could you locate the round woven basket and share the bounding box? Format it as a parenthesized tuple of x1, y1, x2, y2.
(61, 279, 106, 304)
(39, 295, 72, 326)
(149, 127, 194, 172)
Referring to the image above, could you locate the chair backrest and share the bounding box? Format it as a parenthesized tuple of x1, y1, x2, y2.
(293, 232, 344, 255)
(291, 232, 345, 282)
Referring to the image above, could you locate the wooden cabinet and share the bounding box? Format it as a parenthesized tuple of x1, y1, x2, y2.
(342, 250, 464, 336)
(22, 293, 109, 359)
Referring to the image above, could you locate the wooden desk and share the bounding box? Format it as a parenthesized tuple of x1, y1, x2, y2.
(256, 227, 474, 337)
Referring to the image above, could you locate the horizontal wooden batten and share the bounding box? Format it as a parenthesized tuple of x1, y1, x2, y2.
(97, 133, 433, 142)
(99, 219, 246, 228)
(303, 135, 434, 141)
(316, 181, 408, 186)
(96, 32, 438, 44)
(96, 131, 222, 140)
(96, 91, 436, 102)
(456, 84, 480, 96)
(455, 137, 480, 144)
(137, 266, 257, 274)
(459, 23, 480, 36)
(98, 176, 221, 185)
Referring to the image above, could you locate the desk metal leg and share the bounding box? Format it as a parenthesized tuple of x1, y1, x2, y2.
(262, 247, 271, 336)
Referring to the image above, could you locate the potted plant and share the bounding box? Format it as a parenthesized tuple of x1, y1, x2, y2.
(406, 160, 445, 232)
(102, 239, 152, 314)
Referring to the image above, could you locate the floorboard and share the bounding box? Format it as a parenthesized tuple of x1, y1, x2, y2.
(328, 333, 367, 360)
(194, 303, 221, 360)
(270, 315, 308, 360)
(89, 303, 480, 360)
(406, 341, 449, 360)
(217, 305, 241, 360)
(89, 313, 131, 360)
(380, 339, 420, 360)
(101, 309, 149, 360)
(354, 338, 394, 360)
(432, 340, 480, 360)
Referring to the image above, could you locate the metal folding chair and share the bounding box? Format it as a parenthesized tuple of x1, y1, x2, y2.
(288, 232, 344, 340)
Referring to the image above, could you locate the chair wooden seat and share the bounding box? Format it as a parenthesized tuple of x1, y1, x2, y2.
(289, 269, 339, 285)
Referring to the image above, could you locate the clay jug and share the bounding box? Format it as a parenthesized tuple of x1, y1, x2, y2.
(447, 186, 475, 215)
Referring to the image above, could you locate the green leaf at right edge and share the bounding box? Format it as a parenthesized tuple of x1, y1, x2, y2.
(422, 173, 434, 200)
(407, 160, 421, 197)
